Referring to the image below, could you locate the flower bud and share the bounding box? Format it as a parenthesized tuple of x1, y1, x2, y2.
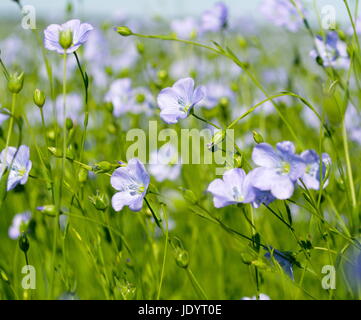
(170, 237, 189, 269)
(89, 191, 109, 211)
(92, 161, 113, 174)
(47, 130, 56, 141)
(237, 36, 248, 49)
(36, 205, 57, 217)
(135, 93, 145, 104)
(157, 70, 168, 82)
(48, 147, 74, 159)
(8, 71, 24, 94)
(48, 147, 62, 158)
(316, 56, 324, 67)
(219, 97, 229, 108)
(175, 249, 189, 269)
(18, 233, 29, 253)
(136, 41, 145, 54)
(33, 89, 46, 108)
(78, 167, 88, 183)
(252, 130, 264, 144)
(66, 117, 73, 131)
(59, 29, 73, 49)
(115, 26, 133, 37)
(234, 154, 243, 168)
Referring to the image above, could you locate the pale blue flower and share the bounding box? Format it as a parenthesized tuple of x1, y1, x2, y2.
(105, 78, 133, 117)
(111, 158, 150, 212)
(252, 188, 276, 208)
(157, 78, 206, 124)
(265, 248, 294, 279)
(207, 168, 255, 208)
(251, 142, 305, 200)
(299, 150, 331, 190)
(0, 145, 32, 191)
(310, 31, 350, 69)
(8, 211, 32, 240)
(201, 2, 228, 32)
(44, 19, 94, 54)
(261, 0, 303, 32)
(345, 104, 361, 145)
(105, 79, 154, 116)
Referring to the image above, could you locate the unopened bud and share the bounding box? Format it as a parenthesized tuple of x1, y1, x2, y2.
(8, 71, 24, 94)
(135, 93, 145, 104)
(33, 89, 46, 108)
(157, 70, 168, 81)
(18, 233, 29, 253)
(219, 97, 229, 108)
(36, 205, 57, 217)
(234, 154, 243, 168)
(66, 117, 73, 131)
(92, 161, 113, 173)
(252, 131, 264, 144)
(47, 130, 56, 141)
(316, 56, 324, 67)
(136, 41, 145, 54)
(115, 26, 133, 37)
(89, 191, 109, 211)
(175, 249, 189, 269)
(78, 167, 88, 183)
(170, 237, 189, 269)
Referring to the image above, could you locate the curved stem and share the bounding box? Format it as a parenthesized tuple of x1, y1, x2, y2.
(126, 32, 303, 147)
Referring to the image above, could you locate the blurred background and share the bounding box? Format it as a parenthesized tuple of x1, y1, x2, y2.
(0, 0, 353, 22)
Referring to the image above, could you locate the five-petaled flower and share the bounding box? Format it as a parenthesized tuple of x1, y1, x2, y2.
(207, 168, 255, 208)
(157, 77, 206, 124)
(111, 158, 150, 212)
(251, 141, 305, 200)
(0, 145, 32, 191)
(44, 19, 94, 54)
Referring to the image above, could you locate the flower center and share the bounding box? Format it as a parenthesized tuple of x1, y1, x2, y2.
(232, 186, 244, 202)
(281, 162, 291, 174)
(177, 97, 191, 113)
(128, 183, 145, 196)
(17, 168, 26, 177)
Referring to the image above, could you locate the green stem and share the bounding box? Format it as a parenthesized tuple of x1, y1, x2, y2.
(127, 32, 303, 147)
(190, 111, 220, 129)
(344, 0, 361, 54)
(50, 52, 68, 299)
(342, 119, 357, 209)
(5, 93, 16, 150)
(186, 267, 209, 300)
(156, 206, 169, 300)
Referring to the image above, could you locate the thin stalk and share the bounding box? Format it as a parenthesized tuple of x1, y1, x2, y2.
(186, 267, 209, 300)
(157, 206, 169, 300)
